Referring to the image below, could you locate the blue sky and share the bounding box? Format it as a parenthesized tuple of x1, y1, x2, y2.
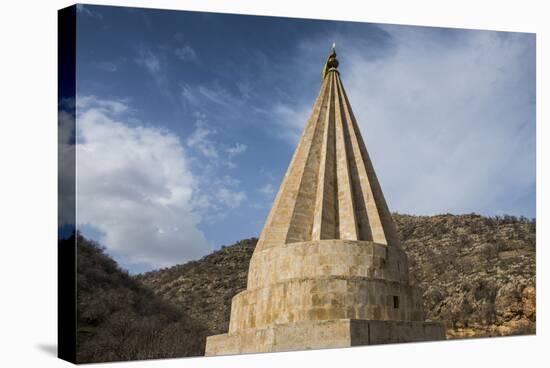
(72, 4, 535, 273)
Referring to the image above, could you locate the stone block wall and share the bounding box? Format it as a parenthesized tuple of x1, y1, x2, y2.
(247, 240, 410, 289)
(227, 240, 424, 334)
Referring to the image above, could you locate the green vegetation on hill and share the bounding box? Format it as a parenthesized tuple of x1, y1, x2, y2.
(74, 234, 208, 363)
(75, 213, 536, 361)
(135, 238, 257, 336)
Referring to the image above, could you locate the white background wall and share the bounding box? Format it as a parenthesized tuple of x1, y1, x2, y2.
(0, 0, 547, 367)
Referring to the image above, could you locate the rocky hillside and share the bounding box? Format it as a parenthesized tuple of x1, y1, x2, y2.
(137, 214, 536, 340)
(395, 214, 536, 338)
(135, 238, 256, 337)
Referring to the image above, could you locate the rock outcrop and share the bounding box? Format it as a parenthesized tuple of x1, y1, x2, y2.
(138, 213, 536, 340)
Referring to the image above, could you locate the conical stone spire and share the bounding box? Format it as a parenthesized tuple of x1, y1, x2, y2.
(256, 46, 399, 252)
(205, 47, 445, 356)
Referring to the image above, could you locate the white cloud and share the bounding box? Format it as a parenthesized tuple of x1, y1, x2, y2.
(341, 29, 535, 216)
(77, 95, 129, 114)
(270, 102, 311, 143)
(180, 82, 244, 111)
(185, 113, 247, 168)
(186, 116, 219, 159)
(237, 80, 252, 100)
(190, 174, 247, 222)
(76, 4, 103, 20)
(220, 175, 240, 187)
(134, 46, 173, 99)
(224, 161, 237, 169)
(135, 47, 160, 74)
(180, 83, 199, 107)
(75, 96, 212, 269)
(258, 183, 275, 197)
(266, 28, 534, 216)
(172, 33, 198, 62)
(95, 61, 118, 72)
(58, 109, 76, 226)
(226, 143, 247, 155)
(216, 188, 247, 209)
(175, 45, 197, 61)
(198, 84, 236, 108)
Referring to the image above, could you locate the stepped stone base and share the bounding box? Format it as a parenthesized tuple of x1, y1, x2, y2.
(205, 319, 445, 356)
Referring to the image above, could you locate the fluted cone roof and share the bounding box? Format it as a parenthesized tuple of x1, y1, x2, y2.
(256, 49, 400, 252)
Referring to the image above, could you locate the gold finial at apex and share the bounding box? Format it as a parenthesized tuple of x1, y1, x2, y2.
(322, 43, 339, 79)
